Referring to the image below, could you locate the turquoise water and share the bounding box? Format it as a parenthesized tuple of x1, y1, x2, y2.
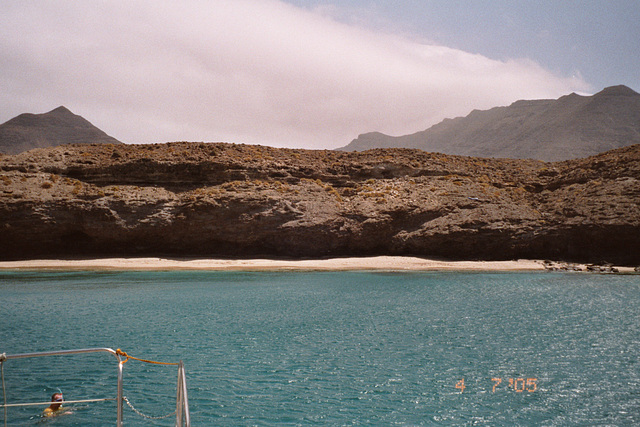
(1, 271, 639, 425)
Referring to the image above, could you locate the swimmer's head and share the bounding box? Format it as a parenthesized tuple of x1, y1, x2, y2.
(50, 393, 63, 409)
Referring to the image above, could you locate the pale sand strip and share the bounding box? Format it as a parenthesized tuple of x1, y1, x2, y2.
(0, 257, 635, 272)
(0, 256, 546, 271)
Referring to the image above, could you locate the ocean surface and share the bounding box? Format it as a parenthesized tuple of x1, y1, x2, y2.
(0, 270, 639, 426)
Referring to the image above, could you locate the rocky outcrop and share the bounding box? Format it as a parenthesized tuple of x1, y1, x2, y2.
(0, 106, 122, 155)
(340, 85, 640, 161)
(1, 142, 639, 264)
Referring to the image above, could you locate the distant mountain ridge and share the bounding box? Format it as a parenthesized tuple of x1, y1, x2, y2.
(0, 106, 122, 155)
(340, 85, 640, 161)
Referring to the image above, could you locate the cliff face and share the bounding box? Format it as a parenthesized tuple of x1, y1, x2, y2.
(1, 142, 639, 264)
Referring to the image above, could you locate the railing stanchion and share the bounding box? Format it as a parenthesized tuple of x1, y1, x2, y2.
(181, 362, 190, 427)
(117, 360, 123, 427)
(175, 361, 190, 427)
(176, 363, 182, 426)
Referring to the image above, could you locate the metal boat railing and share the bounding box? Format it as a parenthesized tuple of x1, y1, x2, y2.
(0, 348, 190, 426)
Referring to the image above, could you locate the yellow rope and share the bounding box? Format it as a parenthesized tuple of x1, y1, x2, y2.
(115, 349, 179, 366)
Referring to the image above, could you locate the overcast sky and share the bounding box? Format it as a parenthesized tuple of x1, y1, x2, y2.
(1, 0, 637, 149)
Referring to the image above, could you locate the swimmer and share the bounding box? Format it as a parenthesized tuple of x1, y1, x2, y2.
(42, 392, 71, 417)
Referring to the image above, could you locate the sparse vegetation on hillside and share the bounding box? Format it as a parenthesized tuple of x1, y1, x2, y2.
(0, 142, 638, 264)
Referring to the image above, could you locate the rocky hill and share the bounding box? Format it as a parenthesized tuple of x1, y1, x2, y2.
(341, 85, 640, 161)
(1, 142, 638, 264)
(0, 106, 122, 155)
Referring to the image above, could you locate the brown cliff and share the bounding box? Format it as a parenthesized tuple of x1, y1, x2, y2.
(1, 142, 639, 264)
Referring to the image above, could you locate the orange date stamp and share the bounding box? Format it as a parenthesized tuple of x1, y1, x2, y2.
(455, 377, 537, 393)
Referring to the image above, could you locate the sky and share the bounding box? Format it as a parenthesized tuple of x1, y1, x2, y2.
(1, 0, 638, 149)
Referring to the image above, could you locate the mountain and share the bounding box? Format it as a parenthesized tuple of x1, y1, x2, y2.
(0, 106, 122, 155)
(1, 142, 638, 265)
(340, 85, 640, 161)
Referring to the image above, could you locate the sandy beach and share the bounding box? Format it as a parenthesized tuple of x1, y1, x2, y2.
(0, 256, 634, 272)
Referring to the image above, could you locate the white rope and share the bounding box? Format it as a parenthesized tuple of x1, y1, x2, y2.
(0, 397, 115, 408)
(123, 396, 176, 420)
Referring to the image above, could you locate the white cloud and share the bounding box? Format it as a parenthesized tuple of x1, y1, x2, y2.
(0, 0, 590, 148)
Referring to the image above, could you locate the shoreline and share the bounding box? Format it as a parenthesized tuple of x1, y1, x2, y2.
(0, 256, 636, 273)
